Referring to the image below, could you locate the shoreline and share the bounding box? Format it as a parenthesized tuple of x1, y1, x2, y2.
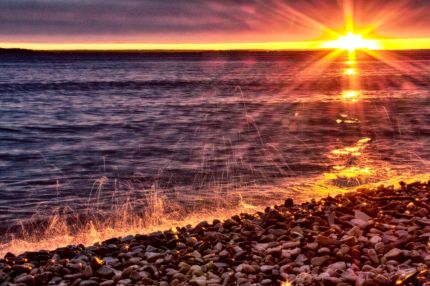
(1, 180, 429, 285)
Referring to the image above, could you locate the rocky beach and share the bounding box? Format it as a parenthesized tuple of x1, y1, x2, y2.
(1, 180, 430, 286)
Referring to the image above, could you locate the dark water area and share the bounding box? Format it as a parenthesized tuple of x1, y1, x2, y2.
(1, 50, 430, 228)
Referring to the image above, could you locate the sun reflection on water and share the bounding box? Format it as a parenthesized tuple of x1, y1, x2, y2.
(344, 67, 357, 75)
(336, 113, 360, 124)
(341, 90, 361, 102)
(323, 136, 375, 185)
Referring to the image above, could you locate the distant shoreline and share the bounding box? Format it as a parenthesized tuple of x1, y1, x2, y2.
(1, 48, 430, 54)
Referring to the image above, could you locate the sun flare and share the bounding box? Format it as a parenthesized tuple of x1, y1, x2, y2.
(324, 32, 380, 51)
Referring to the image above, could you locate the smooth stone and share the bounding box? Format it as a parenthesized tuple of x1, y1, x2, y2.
(12, 265, 32, 274)
(83, 266, 93, 278)
(354, 210, 371, 221)
(14, 274, 35, 286)
(145, 252, 164, 262)
(295, 272, 313, 285)
(235, 264, 255, 274)
(129, 271, 141, 281)
(342, 269, 357, 283)
(369, 235, 382, 244)
(64, 274, 83, 280)
(117, 278, 132, 285)
(282, 241, 300, 248)
(305, 242, 319, 250)
(317, 247, 331, 255)
(326, 261, 346, 276)
(79, 280, 98, 286)
(260, 265, 275, 272)
(316, 235, 340, 246)
(367, 249, 379, 264)
(281, 248, 301, 258)
(219, 250, 229, 257)
(311, 255, 331, 267)
(351, 218, 371, 229)
(383, 248, 403, 260)
(190, 276, 207, 286)
(341, 235, 358, 246)
(90, 257, 104, 269)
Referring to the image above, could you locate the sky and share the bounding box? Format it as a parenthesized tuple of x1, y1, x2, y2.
(1, 0, 430, 50)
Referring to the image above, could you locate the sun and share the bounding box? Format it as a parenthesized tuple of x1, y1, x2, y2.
(323, 32, 380, 51)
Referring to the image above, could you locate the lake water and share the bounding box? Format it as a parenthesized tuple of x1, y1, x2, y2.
(0, 50, 429, 232)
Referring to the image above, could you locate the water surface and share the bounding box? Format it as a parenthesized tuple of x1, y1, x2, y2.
(0, 50, 429, 229)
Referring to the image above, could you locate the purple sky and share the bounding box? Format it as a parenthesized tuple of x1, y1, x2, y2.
(1, 0, 430, 43)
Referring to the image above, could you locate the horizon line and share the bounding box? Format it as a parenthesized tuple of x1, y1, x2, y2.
(2, 38, 430, 51)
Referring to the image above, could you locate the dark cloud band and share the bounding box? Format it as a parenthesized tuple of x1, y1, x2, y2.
(1, 0, 429, 41)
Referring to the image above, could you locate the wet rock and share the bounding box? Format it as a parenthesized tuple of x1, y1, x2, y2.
(96, 266, 114, 278)
(284, 198, 294, 207)
(83, 266, 93, 278)
(12, 264, 32, 274)
(90, 257, 104, 270)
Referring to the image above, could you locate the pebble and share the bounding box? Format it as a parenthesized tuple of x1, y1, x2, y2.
(311, 255, 331, 267)
(14, 274, 35, 286)
(79, 280, 98, 286)
(383, 248, 403, 260)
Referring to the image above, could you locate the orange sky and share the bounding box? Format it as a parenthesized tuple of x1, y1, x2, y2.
(1, 0, 430, 50)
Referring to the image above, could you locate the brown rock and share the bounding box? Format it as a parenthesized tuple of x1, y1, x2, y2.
(316, 235, 340, 246)
(311, 255, 331, 267)
(383, 248, 402, 260)
(14, 274, 35, 286)
(99, 280, 115, 286)
(341, 235, 358, 246)
(367, 249, 379, 264)
(83, 266, 93, 278)
(90, 257, 104, 270)
(96, 266, 114, 278)
(79, 280, 98, 286)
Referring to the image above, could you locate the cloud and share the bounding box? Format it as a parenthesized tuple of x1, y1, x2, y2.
(1, 0, 430, 42)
